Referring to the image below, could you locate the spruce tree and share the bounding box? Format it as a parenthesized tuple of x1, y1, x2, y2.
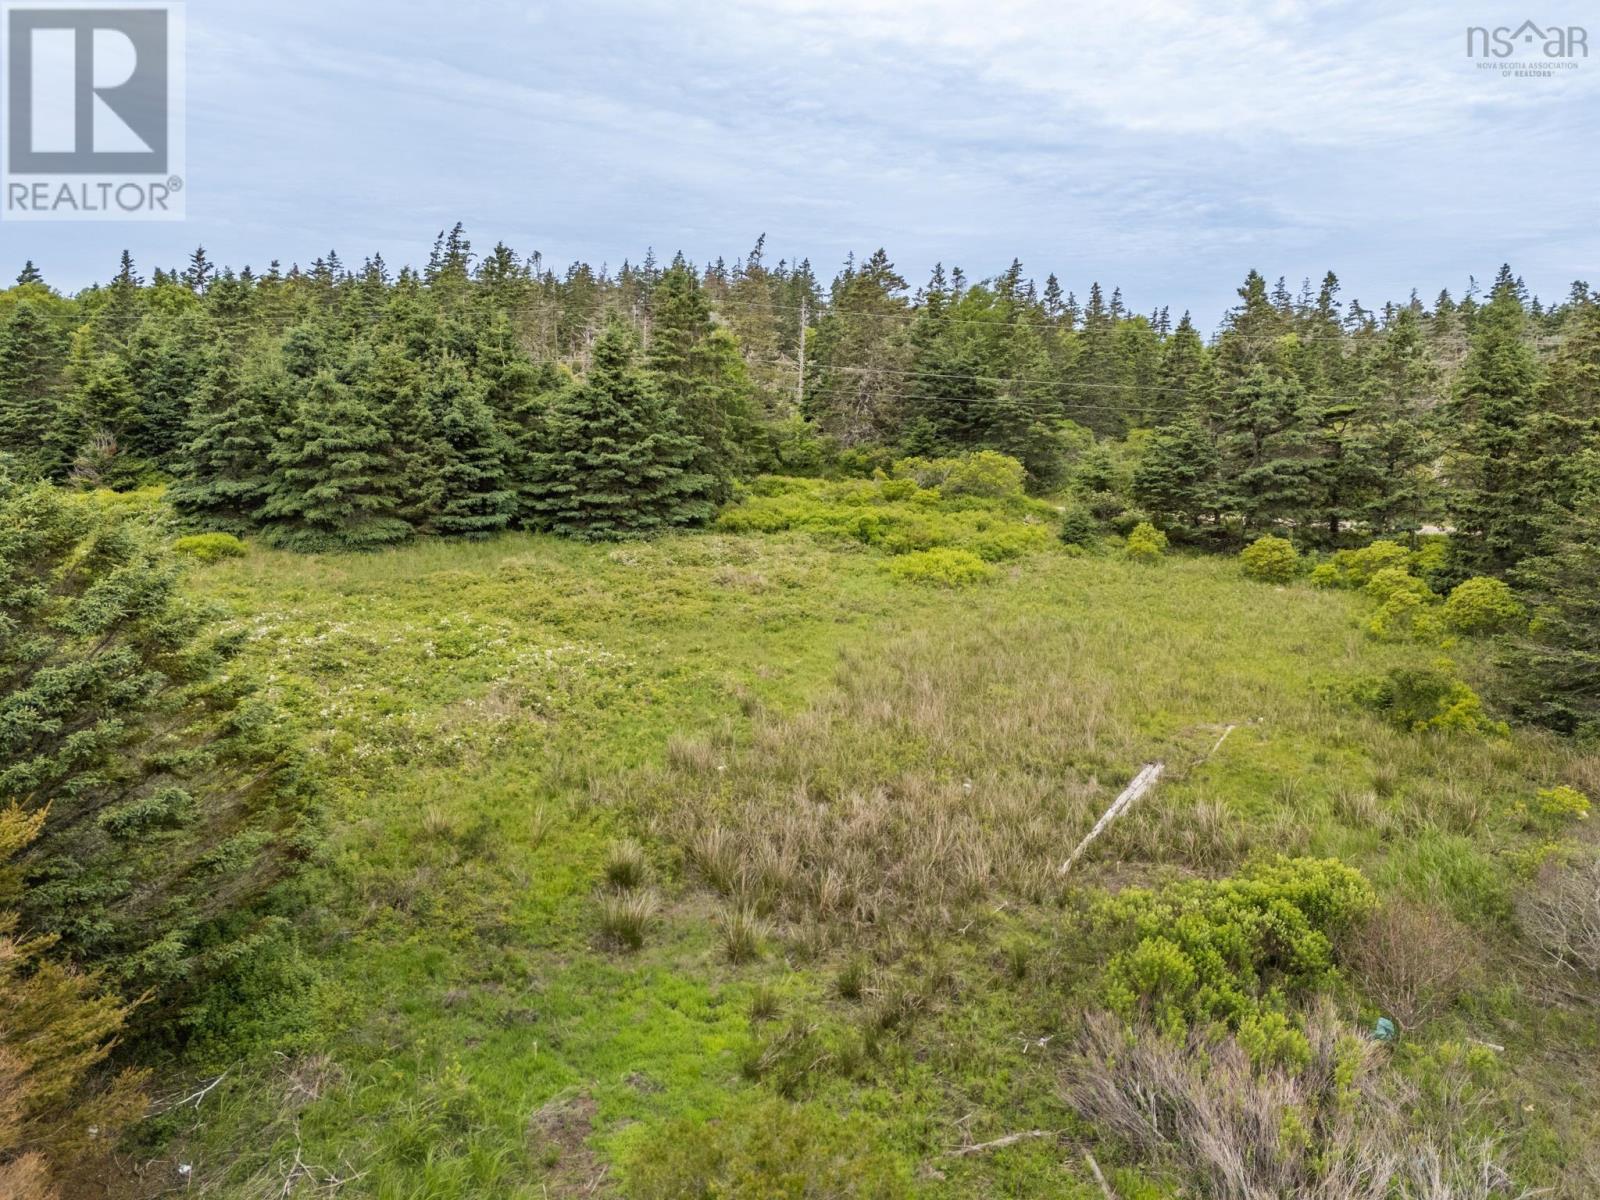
(1133, 415, 1222, 534)
(1446, 265, 1543, 577)
(1504, 476, 1600, 736)
(168, 353, 283, 533)
(0, 301, 69, 479)
(261, 372, 412, 551)
(648, 264, 755, 503)
(524, 322, 712, 540)
(425, 355, 516, 538)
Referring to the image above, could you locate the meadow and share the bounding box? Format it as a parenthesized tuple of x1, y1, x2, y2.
(146, 504, 1598, 1199)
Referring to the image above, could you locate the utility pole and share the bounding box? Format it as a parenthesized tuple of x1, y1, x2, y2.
(796, 296, 807, 412)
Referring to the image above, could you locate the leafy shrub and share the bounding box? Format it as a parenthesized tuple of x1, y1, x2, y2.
(891, 450, 1027, 499)
(1111, 507, 1152, 536)
(1363, 567, 1433, 604)
(1309, 562, 1343, 588)
(1093, 857, 1375, 1042)
(1058, 504, 1099, 547)
(1333, 540, 1412, 586)
(173, 531, 247, 562)
(1365, 589, 1444, 642)
(1123, 521, 1167, 563)
(717, 474, 1050, 563)
(621, 1097, 912, 1199)
(1412, 537, 1451, 588)
(1240, 535, 1300, 583)
(1348, 663, 1508, 737)
(1442, 576, 1524, 635)
(1534, 785, 1590, 824)
(887, 547, 994, 587)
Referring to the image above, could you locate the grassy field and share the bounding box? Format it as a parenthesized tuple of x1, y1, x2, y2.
(150, 523, 1599, 1199)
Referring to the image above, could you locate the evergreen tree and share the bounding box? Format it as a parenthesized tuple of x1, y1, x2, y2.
(14, 261, 43, 286)
(1133, 415, 1222, 533)
(168, 353, 284, 533)
(523, 322, 712, 539)
(261, 372, 413, 550)
(1446, 265, 1543, 577)
(1504, 475, 1600, 736)
(0, 302, 69, 479)
(1214, 367, 1315, 534)
(425, 355, 516, 538)
(1, 481, 314, 1035)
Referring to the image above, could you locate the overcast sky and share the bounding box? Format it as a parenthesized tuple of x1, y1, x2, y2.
(3, 0, 1597, 327)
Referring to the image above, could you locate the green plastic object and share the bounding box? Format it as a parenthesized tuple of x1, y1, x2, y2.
(1372, 1016, 1398, 1042)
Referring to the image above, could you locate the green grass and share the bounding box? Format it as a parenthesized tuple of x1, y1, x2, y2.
(154, 528, 1600, 1198)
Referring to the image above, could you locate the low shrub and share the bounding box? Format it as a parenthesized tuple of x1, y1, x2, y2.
(1533, 785, 1590, 825)
(1442, 576, 1524, 635)
(1365, 589, 1444, 642)
(1111, 508, 1153, 537)
(1309, 562, 1343, 588)
(891, 450, 1027, 499)
(887, 548, 994, 587)
(1334, 540, 1412, 586)
(1240, 535, 1300, 583)
(1093, 857, 1375, 1043)
(1123, 521, 1167, 563)
(1516, 856, 1600, 977)
(1347, 899, 1480, 1030)
(172, 531, 248, 562)
(1363, 567, 1433, 604)
(1349, 663, 1507, 736)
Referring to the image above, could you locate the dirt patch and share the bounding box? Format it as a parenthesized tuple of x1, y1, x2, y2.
(528, 1089, 607, 1194)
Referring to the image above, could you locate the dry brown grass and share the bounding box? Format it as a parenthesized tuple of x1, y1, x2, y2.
(1061, 1006, 1534, 1200)
(632, 621, 1153, 948)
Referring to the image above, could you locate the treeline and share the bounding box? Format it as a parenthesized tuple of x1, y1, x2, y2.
(0, 229, 1596, 570)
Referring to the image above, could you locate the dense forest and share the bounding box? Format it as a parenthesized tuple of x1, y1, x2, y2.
(3, 229, 1600, 1198)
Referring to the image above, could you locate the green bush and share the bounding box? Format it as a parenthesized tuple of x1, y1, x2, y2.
(1333, 540, 1412, 586)
(1095, 858, 1375, 1046)
(888, 548, 994, 587)
(1442, 576, 1524, 635)
(717, 474, 1051, 564)
(1533, 785, 1590, 825)
(890, 450, 1027, 500)
(173, 532, 248, 563)
(1111, 508, 1152, 536)
(1309, 562, 1343, 588)
(1123, 521, 1167, 563)
(621, 1098, 913, 1199)
(1240, 535, 1299, 583)
(1349, 663, 1508, 737)
(1365, 590, 1444, 642)
(1363, 567, 1433, 604)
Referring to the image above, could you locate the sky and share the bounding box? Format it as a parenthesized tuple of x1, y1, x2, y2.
(1, 0, 1597, 328)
